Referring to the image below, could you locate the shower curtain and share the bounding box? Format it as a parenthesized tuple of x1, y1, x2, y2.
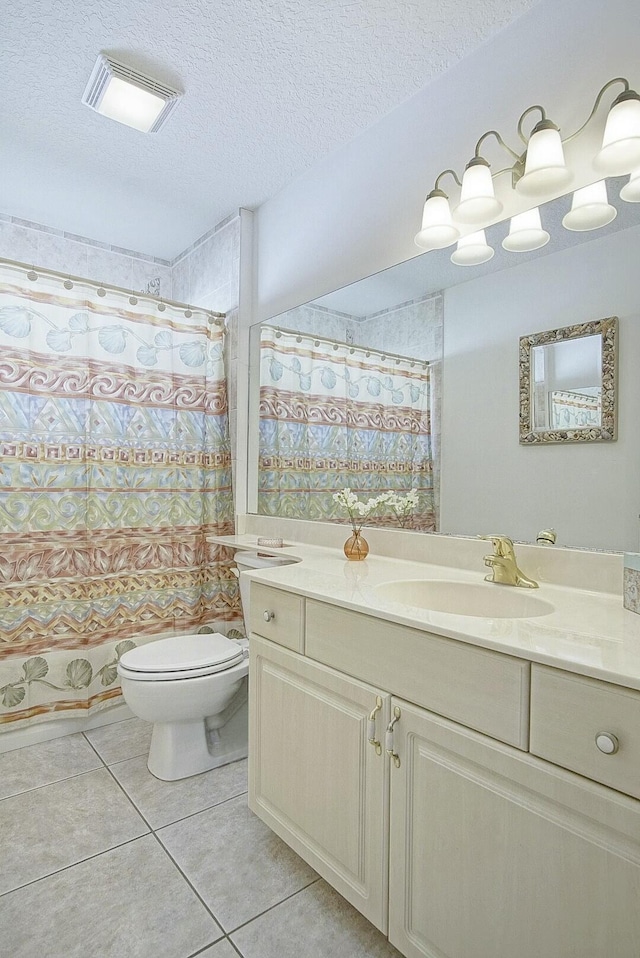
(0, 267, 238, 730)
(258, 326, 435, 530)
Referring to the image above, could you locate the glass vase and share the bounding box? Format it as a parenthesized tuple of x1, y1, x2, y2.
(343, 527, 369, 561)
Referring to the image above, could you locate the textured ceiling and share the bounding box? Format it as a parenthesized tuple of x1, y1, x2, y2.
(1, 0, 540, 258)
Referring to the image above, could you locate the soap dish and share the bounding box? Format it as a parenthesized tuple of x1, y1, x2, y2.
(257, 537, 284, 548)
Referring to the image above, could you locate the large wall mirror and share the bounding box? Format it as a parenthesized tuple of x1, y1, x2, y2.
(248, 179, 640, 553)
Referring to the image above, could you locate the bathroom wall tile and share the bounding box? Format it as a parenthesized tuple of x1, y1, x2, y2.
(0, 221, 39, 264)
(0, 767, 148, 894)
(231, 880, 402, 958)
(110, 755, 247, 829)
(171, 254, 190, 304)
(36, 232, 89, 277)
(130, 257, 172, 299)
(86, 246, 133, 290)
(0, 835, 223, 958)
(0, 733, 102, 800)
(84, 716, 153, 765)
(157, 793, 317, 931)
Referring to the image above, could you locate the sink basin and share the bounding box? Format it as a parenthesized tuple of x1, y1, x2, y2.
(374, 579, 554, 619)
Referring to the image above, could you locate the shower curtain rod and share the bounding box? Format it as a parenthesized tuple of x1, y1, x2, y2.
(268, 324, 432, 370)
(0, 257, 226, 322)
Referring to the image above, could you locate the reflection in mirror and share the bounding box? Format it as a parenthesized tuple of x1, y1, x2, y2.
(519, 318, 618, 443)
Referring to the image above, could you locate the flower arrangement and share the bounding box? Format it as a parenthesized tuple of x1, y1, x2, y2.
(332, 487, 420, 559)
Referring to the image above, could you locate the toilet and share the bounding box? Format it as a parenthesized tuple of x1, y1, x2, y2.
(117, 549, 295, 781)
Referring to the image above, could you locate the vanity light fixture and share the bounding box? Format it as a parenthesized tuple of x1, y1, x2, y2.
(620, 167, 640, 202)
(450, 230, 494, 265)
(562, 181, 617, 231)
(82, 54, 182, 134)
(416, 76, 640, 261)
(502, 208, 550, 253)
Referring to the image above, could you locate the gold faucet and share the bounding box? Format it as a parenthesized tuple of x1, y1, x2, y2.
(480, 535, 538, 589)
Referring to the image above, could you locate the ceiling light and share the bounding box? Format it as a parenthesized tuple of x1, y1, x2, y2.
(562, 181, 617, 231)
(516, 120, 572, 197)
(414, 187, 459, 250)
(450, 231, 494, 266)
(82, 54, 181, 134)
(455, 158, 503, 224)
(620, 167, 640, 202)
(594, 89, 640, 175)
(502, 208, 550, 252)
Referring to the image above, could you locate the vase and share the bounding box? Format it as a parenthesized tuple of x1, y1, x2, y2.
(343, 528, 369, 561)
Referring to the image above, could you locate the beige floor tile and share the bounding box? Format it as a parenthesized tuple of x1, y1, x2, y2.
(157, 794, 317, 931)
(0, 767, 148, 894)
(195, 939, 239, 958)
(0, 733, 102, 799)
(110, 755, 248, 829)
(84, 717, 153, 765)
(0, 835, 222, 958)
(231, 880, 402, 958)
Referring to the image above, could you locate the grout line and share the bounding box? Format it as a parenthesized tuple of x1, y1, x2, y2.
(226, 876, 322, 937)
(0, 761, 105, 802)
(0, 833, 149, 901)
(149, 830, 227, 933)
(103, 763, 155, 832)
(81, 732, 109, 767)
(153, 787, 248, 832)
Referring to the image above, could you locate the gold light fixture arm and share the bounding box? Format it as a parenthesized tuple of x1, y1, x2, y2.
(517, 105, 547, 143)
(433, 168, 463, 194)
(474, 130, 521, 163)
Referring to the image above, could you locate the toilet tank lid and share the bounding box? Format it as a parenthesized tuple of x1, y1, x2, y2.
(120, 633, 244, 673)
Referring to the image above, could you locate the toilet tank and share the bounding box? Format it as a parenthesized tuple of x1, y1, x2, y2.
(234, 552, 298, 623)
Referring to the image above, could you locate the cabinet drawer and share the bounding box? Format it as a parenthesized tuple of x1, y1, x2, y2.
(530, 665, 640, 800)
(305, 599, 530, 748)
(249, 583, 305, 652)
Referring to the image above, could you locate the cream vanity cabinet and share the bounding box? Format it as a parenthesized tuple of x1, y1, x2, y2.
(249, 585, 640, 958)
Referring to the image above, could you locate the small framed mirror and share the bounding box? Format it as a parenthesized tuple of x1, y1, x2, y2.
(519, 317, 618, 444)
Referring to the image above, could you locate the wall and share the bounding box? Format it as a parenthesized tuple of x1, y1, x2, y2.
(253, 0, 640, 323)
(440, 225, 640, 552)
(0, 213, 172, 297)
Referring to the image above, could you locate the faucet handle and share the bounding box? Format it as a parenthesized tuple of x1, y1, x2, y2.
(480, 534, 514, 555)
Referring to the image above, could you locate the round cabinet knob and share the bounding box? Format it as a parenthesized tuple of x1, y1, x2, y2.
(263, 610, 275, 623)
(595, 731, 619, 755)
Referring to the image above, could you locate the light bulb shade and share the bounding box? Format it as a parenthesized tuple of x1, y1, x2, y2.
(414, 190, 460, 250)
(517, 121, 573, 197)
(562, 181, 617, 231)
(502, 208, 550, 252)
(450, 230, 494, 266)
(454, 159, 503, 224)
(620, 167, 640, 203)
(594, 91, 640, 176)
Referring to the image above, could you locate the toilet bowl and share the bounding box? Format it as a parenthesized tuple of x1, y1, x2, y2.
(118, 632, 249, 781)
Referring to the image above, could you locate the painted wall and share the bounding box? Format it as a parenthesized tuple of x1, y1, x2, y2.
(440, 225, 640, 553)
(253, 0, 640, 324)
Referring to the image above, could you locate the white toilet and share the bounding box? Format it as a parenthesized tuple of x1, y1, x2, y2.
(117, 550, 295, 781)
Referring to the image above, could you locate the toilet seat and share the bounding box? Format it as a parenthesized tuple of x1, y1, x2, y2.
(118, 633, 245, 682)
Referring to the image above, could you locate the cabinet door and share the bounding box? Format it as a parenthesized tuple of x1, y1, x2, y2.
(389, 699, 640, 958)
(249, 636, 391, 932)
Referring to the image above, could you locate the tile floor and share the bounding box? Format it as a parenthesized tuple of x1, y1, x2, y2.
(0, 717, 402, 958)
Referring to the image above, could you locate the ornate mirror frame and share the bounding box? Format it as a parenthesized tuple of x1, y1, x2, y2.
(519, 316, 618, 444)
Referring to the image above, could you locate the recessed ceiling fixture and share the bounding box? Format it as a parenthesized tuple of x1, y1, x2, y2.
(416, 75, 640, 263)
(82, 54, 181, 133)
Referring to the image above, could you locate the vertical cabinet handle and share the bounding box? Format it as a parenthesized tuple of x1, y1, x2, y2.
(367, 696, 383, 755)
(385, 706, 402, 768)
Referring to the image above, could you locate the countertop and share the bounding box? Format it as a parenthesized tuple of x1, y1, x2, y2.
(210, 534, 640, 691)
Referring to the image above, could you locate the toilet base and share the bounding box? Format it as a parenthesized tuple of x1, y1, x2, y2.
(147, 693, 248, 781)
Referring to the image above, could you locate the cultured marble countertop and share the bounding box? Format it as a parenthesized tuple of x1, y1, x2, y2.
(210, 534, 640, 692)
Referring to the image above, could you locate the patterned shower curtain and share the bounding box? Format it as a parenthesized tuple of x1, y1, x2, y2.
(258, 326, 435, 530)
(0, 267, 238, 730)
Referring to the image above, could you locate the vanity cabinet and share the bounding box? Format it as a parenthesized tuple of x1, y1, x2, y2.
(249, 584, 640, 958)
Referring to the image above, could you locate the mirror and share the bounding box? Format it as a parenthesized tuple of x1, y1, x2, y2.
(249, 181, 640, 552)
(519, 317, 618, 443)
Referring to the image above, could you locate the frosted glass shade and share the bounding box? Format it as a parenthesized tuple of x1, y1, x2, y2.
(455, 159, 503, 224)
(451, 231, 494, 266)
(620, 168, 640, 202)
(415, 191, 460, 250)
(594, 93, 640, 175)
(502, 208, 550, 252)
(562, 181, 617, 231)
(517, 123, 572, 197)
